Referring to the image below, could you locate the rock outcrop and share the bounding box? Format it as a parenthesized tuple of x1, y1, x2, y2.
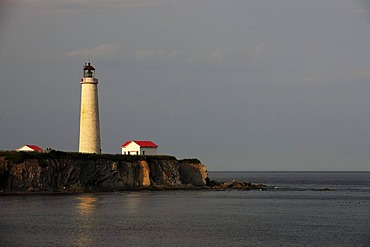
(209, 180, 267, 190)
(0, 151, 209, 193)
(179, 160, 208, 186)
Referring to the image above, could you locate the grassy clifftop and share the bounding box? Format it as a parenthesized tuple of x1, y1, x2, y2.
(0, 150, 200, 164)
(0, 150, 178, 164)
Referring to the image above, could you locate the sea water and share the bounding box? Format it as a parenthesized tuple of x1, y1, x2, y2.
(0, 171, 369, 246)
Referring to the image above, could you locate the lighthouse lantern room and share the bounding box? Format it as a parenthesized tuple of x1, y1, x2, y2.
(83, 62, 96, 78)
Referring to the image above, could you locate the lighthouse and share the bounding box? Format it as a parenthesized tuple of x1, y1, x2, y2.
(78, 62, 101, 154)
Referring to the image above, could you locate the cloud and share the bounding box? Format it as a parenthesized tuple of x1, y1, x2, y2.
(346, 8, 370, 18)
(297, 72, 354, 83)
(135, 48, 225, 64)
(1, 0, 163, 12)
(252, 43, 267, 55)
(63, 44, 120, 59)
(297, 76, 328, 82)
(136, 49, 166, 60)
(208, 48, 224, 63)
(0, 0, 12, 8)
(296, 68, 370, 83)
(352, 69, 370, 77)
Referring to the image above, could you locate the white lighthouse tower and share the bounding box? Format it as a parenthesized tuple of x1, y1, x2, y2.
(78, 62, 101, 154)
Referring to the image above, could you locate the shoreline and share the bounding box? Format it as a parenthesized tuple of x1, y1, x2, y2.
(0, 180, 268, 195)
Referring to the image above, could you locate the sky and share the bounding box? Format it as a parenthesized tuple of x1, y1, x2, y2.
(1, 0, 370, 171)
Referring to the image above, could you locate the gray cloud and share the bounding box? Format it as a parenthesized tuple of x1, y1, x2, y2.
(1, 0, 165, 12)
(135, 48, 225, 64)
(63, 44, 120, 59)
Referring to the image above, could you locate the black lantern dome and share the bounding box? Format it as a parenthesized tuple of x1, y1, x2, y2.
(83, 62, 96, 78)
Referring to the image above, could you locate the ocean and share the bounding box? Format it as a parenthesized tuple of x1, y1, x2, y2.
(0, 171, 369, 246)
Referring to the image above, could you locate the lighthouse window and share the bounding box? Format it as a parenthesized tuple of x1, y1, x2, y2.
(84, 70, 93, 78)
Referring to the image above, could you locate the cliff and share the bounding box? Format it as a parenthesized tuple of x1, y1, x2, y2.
(0, 151, 209, 193)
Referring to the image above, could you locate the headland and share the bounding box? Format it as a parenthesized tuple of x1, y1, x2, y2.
(0, 151, 265, 194)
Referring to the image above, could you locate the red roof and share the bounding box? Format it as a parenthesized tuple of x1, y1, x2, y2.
(121, 140, 158, 148)
(24, 145, 43, 151)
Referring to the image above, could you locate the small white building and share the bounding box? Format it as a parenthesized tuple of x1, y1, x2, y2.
(16, 145, 43, 152)
(121, 140, 158, 155)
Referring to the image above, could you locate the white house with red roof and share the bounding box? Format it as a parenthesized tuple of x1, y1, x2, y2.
(16, 145, 43, 152)
(121, 140, 158, 155)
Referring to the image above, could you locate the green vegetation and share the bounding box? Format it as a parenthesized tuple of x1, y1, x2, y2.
(0, 150, 177, 164)
(179, 158, 201, 164)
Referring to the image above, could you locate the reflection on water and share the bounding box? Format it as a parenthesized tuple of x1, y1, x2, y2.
(77, 195, 98, 215)
(73, 195, 98, 247)
(123, 192, 144, 212)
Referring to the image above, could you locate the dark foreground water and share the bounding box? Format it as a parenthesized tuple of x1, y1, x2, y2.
(1, 171, 369, 246)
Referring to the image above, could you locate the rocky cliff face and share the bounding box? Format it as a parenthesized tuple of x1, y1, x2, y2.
(0, 152, 209, 193)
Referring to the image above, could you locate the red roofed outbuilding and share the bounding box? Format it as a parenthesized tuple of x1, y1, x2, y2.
(16, 145, 43, 152)
(121, 140, 158, 155)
